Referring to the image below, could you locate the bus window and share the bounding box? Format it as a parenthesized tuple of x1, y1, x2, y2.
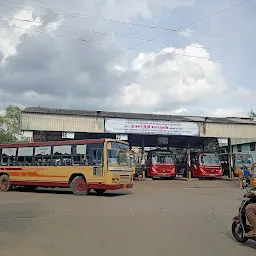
(53, 145, 72, 166)
(1, 148, 17, 166)
(73, 144, 88, 165)
(91, 149, 103, 166)
(34, 146, 51, 166)
(17, 147, 33, 166)
(107, 142, 131, 167)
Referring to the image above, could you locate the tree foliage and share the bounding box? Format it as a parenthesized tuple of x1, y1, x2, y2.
(249, 108, 256, 121)
(0, 105, 25, 144)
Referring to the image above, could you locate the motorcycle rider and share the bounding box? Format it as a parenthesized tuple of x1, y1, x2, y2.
(242, 165, 252, 187)
(245, 190, 256, 237)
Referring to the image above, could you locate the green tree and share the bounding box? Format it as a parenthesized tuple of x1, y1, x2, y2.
(0, 105, 27, 144)
(249, 108, 256, 121)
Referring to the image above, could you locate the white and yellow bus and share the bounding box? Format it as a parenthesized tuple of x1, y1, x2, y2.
(0, 138, 133, 196)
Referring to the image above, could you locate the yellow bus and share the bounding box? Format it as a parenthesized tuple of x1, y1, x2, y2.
(0, 139, 133, 196)
(251, 164, 256, 188)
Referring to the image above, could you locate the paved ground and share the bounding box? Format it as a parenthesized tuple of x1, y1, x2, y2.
(0, 179, 255, 256)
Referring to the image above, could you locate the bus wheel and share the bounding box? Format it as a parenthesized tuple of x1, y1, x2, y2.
(94, 189, 107, 195)
(0, 174, 12, 192)
(70, 176, 89, 196)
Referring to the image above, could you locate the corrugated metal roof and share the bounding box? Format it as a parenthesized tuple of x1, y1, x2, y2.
(22, 107, 256, 125)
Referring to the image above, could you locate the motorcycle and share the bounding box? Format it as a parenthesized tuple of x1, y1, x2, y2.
(242, 178, 251, 189)
(232, 188, 256, 243)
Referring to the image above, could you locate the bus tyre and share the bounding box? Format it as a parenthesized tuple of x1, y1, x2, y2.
(94, 189, 107, 195)
(70, 176, 89, 196)
(0, 174, 12, 192)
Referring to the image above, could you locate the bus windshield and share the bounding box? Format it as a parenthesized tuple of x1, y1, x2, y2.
(235, 154, 253, 166)
(107, 142, 131, 167)
(200, 154, 220, 165)
(152, 153, 174, 164)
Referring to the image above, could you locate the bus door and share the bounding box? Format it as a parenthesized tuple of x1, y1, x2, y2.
(175, 154, 188, 177)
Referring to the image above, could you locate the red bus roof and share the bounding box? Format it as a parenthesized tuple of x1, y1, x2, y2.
(0, 139, 106, 148)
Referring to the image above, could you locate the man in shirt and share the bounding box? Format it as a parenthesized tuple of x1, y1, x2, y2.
(245, 190, 256, 237)
(243, 165, 251, 180)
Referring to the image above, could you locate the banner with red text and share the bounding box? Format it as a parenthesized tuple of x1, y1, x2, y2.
(104, 118, 199, 136)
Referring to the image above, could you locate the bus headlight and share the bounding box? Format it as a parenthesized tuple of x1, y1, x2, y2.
(112, 178, 119, 183)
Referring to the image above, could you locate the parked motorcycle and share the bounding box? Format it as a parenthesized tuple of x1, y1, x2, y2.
(232, 188, 256, 243)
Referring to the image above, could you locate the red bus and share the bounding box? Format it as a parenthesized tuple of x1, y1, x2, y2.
(145, 150, 176, 179)
(175, 152, 222, 178)
(190, 152, 222, 178)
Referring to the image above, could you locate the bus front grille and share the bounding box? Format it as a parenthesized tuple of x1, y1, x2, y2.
(120, 175, 130, 184)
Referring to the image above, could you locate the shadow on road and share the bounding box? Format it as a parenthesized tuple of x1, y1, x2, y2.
(226, 231, 256, 249)
(12, 188, 132, 197)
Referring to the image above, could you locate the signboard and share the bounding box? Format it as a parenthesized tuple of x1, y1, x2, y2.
(105, 118, 199, 136)
(116, 134, 128, 141)
(158, 137, 168, 145)
(218, 138, 228, 144)
(62, 132, 75, 139)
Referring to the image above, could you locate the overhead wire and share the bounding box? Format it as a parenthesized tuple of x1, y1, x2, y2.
(129, 0, 254, 49)
(0, 22, 250, 63)
(0, 15, 144, 40)
(0, 14, 255, 55)
(0, 0, 255, 43)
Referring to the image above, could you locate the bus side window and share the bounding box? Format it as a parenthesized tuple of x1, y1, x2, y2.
(1, 155, 9, 165)
(1, 148, 17, 166)
(53, 145, 72, 166)
(34, 146, 52, 166)
(91, 149, 103, 166)
(73, 144, 88, 166)
(17, 147, 33, 166)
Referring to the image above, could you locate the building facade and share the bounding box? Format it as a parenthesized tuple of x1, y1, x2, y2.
(232, 139, 256, 163)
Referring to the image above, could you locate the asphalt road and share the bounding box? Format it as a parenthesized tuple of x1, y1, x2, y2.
(0, 179, 255, 256)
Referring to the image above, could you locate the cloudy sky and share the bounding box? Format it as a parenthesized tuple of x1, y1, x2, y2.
(0, 0, 255, 117)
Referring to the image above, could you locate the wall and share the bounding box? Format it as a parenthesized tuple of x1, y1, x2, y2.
(20, 113, 104, 133)
(200, 123, 256, 139)
(232, 143, 256, 163)
(20, 113, 256, 139)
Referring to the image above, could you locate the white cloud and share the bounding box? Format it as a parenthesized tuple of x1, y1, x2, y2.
(212, 107, 247, 117)
(175, 108, 188, 114)
(113, 44, 226, 113)
(2, 0, 254, 119)
(0, 9, 41, 60)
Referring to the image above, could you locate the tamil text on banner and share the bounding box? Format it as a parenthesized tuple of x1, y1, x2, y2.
(104, 118, 199, 136)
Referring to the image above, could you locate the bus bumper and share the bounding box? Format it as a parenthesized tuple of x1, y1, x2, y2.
(150, 173, 176, 178)
(87, 183, 133, 190)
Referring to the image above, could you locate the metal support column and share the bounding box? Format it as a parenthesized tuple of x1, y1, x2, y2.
(228, 138, 234, 179)
(141, 135, 145, 178)
(187, 143, 191, 179)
